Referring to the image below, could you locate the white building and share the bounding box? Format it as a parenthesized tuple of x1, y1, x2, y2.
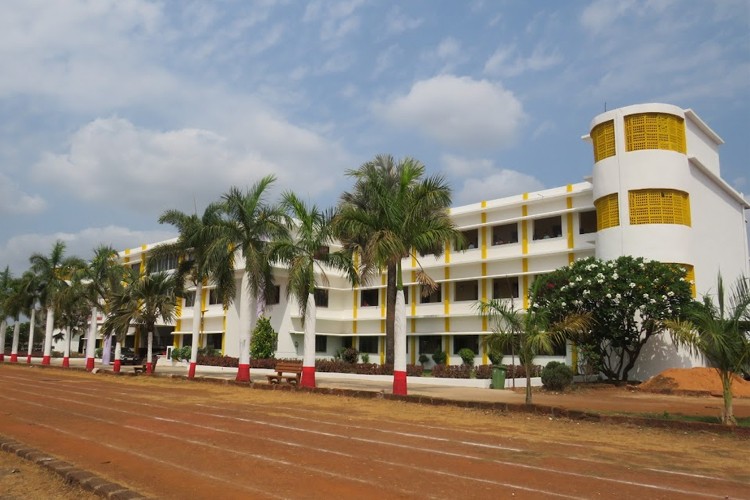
(89, 103, 750, 380)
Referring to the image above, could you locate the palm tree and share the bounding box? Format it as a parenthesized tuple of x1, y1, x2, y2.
(103, 269, 182, 375)
(0, 267, 13, 362)
(54, 278, 90, 368)
(28, 241, 85, 365)
(17, 270, 41, 364)
(4, 275, 27, 363)
(155, 203, 236, 379)
(82, 245, 123, 371)
(215, 176, 287, 382)
(336, 155, 461, 395)
(476, 281, 591, 404)
(271, 192, 358, 388)
(666, 274, 750, 425)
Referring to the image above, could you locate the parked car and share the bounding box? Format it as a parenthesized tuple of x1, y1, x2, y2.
(118, 347, 142, 365)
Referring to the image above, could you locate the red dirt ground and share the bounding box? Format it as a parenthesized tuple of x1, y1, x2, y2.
(0, 365, 748, 499)
(639, 367, 750, 397)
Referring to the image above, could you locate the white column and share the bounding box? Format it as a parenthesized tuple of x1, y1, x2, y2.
(43, 306, 54, 361)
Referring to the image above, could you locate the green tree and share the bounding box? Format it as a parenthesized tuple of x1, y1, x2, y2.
(270, 191, 357, 387)
(476, 280, 590, 404)
(54, 277, 91, 367)
(155, 203, 236, 379)
(28, 241, 85, 365)
(103, 269, 182, 374)
(336, 155, 461, 371)
(249, 316, 277, 359)
(665, 275, 750, 425)
(215, 176, 287, 382)
(0, 267, 13, 361)
(534, 256, 692, 382)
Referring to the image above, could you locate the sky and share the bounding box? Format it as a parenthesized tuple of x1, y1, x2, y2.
(1, 0, 748, 275)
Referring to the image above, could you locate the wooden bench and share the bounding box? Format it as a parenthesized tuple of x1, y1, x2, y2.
(133, 355, 159, 375)
(266, 361, 303, 385)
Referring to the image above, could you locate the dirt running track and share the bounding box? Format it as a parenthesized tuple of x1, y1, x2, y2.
(0, 365, 748, 499)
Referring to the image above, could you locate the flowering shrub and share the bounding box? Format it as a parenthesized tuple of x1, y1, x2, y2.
(431, 364, 471, 378)
(197, 354, 239, 367)
(534, 256, 692, 381)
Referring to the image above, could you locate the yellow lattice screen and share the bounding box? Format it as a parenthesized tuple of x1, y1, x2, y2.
(628, 189, 691, 226)
(591, 120, 616, 162)
(594, 193, 620, 230)
(670, 263, 697, 297)
(624, 113, 686, 153)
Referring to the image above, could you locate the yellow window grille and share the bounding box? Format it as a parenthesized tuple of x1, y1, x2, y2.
(594, 193, 620, 230)
(591, 120, 616, 162)
(670, 263, 696, 297)
(628, 189, 691, 226)
(624, 113, 686, 153)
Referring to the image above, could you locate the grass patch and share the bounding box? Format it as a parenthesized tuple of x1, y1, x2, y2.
(631, 411, 750, 427)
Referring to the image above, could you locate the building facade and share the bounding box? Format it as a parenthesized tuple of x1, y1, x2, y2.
(85, 104, 750, 380)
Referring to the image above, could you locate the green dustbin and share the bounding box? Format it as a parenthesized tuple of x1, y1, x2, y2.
(491, 365, 506, 389)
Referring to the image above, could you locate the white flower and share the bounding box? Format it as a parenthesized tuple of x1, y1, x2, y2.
(661, 295, 668, 301)
(667, 291, 674, 297)
(612, 273, 618, 280)
(576, 276, 583, 282)
(650, 299, 656, 304)
(629, 282, 636, 288)
(606, 293, 612, 299)
(643, 293, 649, 299)
(561, 302, 567, 307)
(583, 289, 590, 295)
(615, 293, 621, 299)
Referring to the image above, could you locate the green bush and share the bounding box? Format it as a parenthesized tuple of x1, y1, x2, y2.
(431, 350, 447, 365)
(172, 345, 191, 361)
(458, 348, 475, 366)
(541, 361, 574, 391)
(341, 347, 359, 364)
(250, 316, 277, 359)
(488, 351, 503, 366)
(360, 352, 370, 363)
(418, 353, 430, 365)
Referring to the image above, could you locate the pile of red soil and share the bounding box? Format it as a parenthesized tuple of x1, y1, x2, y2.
(639, 367, 750, 397)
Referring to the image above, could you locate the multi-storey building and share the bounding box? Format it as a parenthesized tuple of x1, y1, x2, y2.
(92, 103, 750, 380)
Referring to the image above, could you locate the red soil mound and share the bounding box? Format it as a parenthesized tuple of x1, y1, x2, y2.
(639, 367, 750, 397)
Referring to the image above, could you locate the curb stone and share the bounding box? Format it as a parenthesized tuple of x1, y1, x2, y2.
(0, 435, 148, 499)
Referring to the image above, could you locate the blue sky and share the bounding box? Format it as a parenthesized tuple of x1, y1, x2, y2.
(1, 0, 748, 274)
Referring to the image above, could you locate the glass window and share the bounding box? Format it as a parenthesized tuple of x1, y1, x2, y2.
(454, 280, 478, 301)
(184, 291, 196, 308)
(266, 285, 280, 306)
(418, 335, 442, 354)
(420, 284, 442, 304)
(208, 289, 221, 305)
(493, 277, 519, 299)
(533, 216, 562, 240)
(360, 289, 379, 307)
(579, 210, 597, 234)
(206, 334, 223, 350)
(491, 223, 518, 245)
(314, 288, 329, 308)
(314, 246, 330, 260)
(453, 335, 479, 355)
(359, 336, 379, 354)
(315, 335, 327, 353)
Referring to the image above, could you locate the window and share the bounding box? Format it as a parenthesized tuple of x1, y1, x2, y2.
(594, 194, 620, 230)
(313, 246, 330, 260)
(628, 189, 691, 226)
(206, 334, 223, 350)
(208, 289, 222, 305)
(314, 288, 329, 308)
(579, 211, 597, 234)
(493, 277, 519, 299)
(418, 335, 442, 354)
(551, 339, 567, 356)
(492, 223, 518, 245)
(591, 120, 616, 162)
(671, 263, 697, 298)
(360, 289, 379, 307)
(458, 229, 478, 250)
(359, 336, 379, 354)
(315, 335, 327, 353)
(402, 287, 409, 304)
(184, 291, 196, 308)
(151, 254, 178, 273)
(130, 262, 141, 273)
(533, 216, 562, 240)
(420, 284, 442, 304)
(624, 113, 686, 153)
(453, 335, 479, 355)
(266, 285, 281, 305)
(454, 280, 478, 301)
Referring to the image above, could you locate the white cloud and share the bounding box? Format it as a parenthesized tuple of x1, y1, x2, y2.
(0, 173, 46, 215)
(484, 44, 562, 78)
(304, 0, 364, 41)
(385, 6, 423, 34)
(437, 37, 461, 60)
(0, 225, 176, 275)
(453, 168, 545, 206)
(373, 45, 401, 77)
(580, 0, 637, 35)
(31, 116, 351, 215)
(375, 75, 525, 150)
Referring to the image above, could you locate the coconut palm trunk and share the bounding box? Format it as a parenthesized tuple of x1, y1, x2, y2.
(393, 288, 407, 395)
(720, 371, 734, 424)
(301, 293, 316, 388)
(113, 339, 122, 373)
(62, 326, 71, 368)
(188, 282, 202, 379)
(146, 328, 154, 375)
(11, 322, 20, 362)
(0, 319, 5, 362)
(236, 274, 252, 382)
(85, 307, 98, 371)
(42, 306, 54, 365)
(26, 307, 36, 364)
